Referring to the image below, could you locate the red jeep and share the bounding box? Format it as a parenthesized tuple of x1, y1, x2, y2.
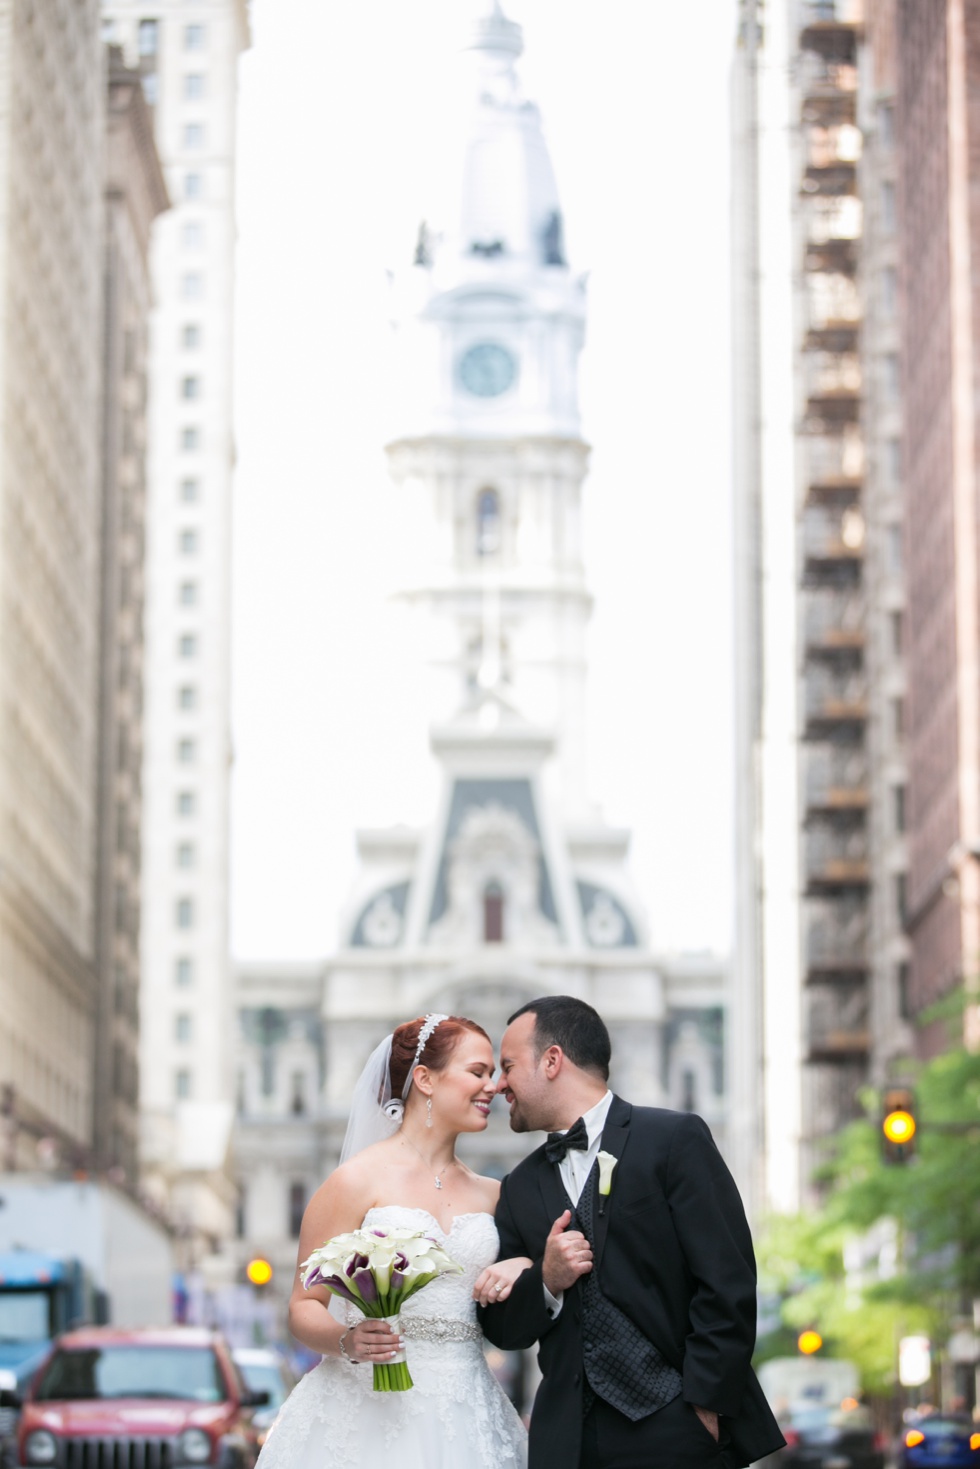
(16, 1327, 269, 1469)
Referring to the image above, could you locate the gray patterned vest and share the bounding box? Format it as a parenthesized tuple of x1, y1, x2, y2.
(573, 1160, 684, 1421)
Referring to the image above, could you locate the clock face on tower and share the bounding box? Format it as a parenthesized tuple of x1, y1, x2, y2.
(458, 342, 517, 398)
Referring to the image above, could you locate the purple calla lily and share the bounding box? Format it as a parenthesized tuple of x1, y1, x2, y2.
(351, 1266, 378, 1304)
(320, 1273, 360, 1305)
(345, 1252, 369, 1278)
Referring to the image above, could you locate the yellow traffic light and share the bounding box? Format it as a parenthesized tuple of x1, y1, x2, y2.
(246, 1257, 273, 1287)
(798, 1330, 823, 1355)
(881, 1087, 917, 1163)
(882, 1109, 915, 1144)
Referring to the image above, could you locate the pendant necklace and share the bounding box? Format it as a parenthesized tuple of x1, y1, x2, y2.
(401, 1134, 457, 1191)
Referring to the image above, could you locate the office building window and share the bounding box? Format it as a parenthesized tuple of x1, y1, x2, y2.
(175, 1069, 192, 1100)
(184, 173, 202, 199)
(892, 697, 905, 738)
(178, 685, 197, 710)
(179, 528, 199, 554)
(176, 897, 194, 929)
(181, 273, 203, 300)
(177, 738, 195, 763)
(138, 19, 159, 55)
(176, 790, 196, 816)
(883, 353, 900, 402)
(182, 324, 201, 350)
(175, 1013, 193, 1043)
(181, 376, 200, 400)
(483, 882, 504, 943)
(887, 524, 904, 574)
(894, 784, 906, 833)
(476, 487, 501, 556)
(183, 122, 204, 150)
(181, 221, 204, 250)
(289, 1182, 306, 1239)
(890, 609, 903, 654)
(180, 477, 199, 501)
(176, 842, 195, 869)
(179, 581, 198, 607)
(291, 1071, 307, 1115)
(180, 426, 200, 451)
(881, 180, 896, 234)
(184, 23, 206, 49)
(178, 633, 197, 658)
(184, 73, 206, 99)
(142, 73, 158, 106)
(897, 961, 911, 1019)
(881, 266, 897, 320)
(878, 102, 895, 150)
(175, 957, 194, 986)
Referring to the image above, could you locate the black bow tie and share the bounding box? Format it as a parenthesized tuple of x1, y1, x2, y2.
(545, 1115, 590, 1165)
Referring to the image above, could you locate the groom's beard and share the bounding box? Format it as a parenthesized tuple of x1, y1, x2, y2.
(505, 1098, 536, 1133)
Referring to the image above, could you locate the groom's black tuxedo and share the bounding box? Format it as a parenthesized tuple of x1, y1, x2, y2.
(480, 1096, 784, 1469)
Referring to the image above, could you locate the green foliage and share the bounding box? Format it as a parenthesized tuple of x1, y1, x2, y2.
(755, 1037, 980, 1394)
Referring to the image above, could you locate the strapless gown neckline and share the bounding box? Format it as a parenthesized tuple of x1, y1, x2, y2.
(255, 1206, 526, 1469)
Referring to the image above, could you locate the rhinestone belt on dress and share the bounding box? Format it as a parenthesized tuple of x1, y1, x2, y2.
(399, 1316, 483, 1344)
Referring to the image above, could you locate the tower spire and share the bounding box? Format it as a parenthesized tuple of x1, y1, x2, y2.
(466, 0, 524, 61)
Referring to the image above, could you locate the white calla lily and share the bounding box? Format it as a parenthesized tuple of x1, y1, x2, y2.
(597, 1150, 618, 1196)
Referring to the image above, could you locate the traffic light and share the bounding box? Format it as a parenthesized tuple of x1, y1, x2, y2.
(797, 1330, 823, 1356)
(245, 1257, 273, 1289)
(881, 1087, 916, 1163)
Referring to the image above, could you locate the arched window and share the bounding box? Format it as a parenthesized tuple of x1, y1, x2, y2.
(483, 882, 504, 943)
(476, 488, 501, 556)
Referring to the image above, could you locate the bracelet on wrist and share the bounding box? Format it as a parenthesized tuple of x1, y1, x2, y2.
(338, 1329, 355, 1363)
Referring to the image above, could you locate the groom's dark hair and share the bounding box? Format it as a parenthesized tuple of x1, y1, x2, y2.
(508, 996, 611, 1081)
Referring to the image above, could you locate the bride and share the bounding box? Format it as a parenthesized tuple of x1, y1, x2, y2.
(256, 1014, 530, 1469)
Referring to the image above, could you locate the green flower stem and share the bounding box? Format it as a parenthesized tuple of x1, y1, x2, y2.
(372, 1360, 413, 1392)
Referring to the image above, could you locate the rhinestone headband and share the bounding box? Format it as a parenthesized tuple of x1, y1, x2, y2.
(401, 1012, 449, 1100)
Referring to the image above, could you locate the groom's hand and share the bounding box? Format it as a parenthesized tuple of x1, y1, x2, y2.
(542, 1209, 593, 1294)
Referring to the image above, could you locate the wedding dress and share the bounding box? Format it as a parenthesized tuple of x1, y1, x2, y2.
(256, 1206, 527, 1469)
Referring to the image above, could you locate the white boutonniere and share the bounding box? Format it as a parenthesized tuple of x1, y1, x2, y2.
(596, 1150, 618, 1215)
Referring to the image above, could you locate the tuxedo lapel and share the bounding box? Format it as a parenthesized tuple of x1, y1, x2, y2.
(594, 1094, 632, 1271)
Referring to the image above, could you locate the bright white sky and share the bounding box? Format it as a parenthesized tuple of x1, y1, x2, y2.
(230, 0, 739, 962)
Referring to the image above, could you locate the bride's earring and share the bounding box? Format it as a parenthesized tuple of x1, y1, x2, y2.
(426, 1097, 433, 1128)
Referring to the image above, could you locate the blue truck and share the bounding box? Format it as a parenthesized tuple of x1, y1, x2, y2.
(0, 1250, 101, 1394)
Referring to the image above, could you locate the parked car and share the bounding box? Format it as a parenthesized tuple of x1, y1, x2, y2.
(898, 1415, 980, 1468)
(230, 1350, 296, 1442)
(16, 1326, 269, 1469)
(0, 1370, 19, 1469)
(771, 1403, 886, 1469)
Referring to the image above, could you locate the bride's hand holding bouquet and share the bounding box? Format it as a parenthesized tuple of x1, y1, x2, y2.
(301, 1224, 463, 1391)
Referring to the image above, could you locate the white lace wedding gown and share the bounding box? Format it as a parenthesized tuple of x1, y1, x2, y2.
(256, 1207, 527, 1469)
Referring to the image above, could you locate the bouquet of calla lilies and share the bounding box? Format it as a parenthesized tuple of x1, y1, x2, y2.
(301, 1226, 463, 1391)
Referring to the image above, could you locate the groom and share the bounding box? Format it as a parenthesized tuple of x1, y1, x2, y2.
(480, 996, 784, 1469)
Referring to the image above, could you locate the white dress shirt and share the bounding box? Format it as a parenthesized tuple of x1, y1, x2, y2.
(543, 1090, 613, 1315)
(555, 1090, 614, 1205)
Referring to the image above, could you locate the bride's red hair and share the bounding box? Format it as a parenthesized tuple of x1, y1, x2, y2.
(389, 1015, 491, 1098)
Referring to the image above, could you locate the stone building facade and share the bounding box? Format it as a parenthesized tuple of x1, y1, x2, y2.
(100, 0, 250, 1254)
(232, 1, 730, 1336)
(897, 0, 980, 1056)
(0, 0, 106, 1166)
